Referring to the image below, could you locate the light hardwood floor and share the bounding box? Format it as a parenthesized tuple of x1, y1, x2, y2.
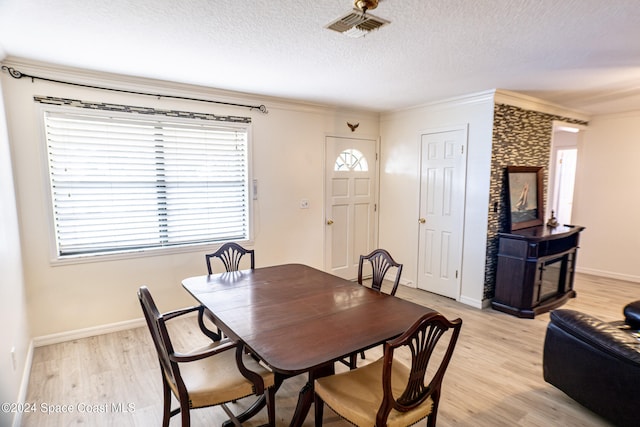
(22, 273, 635, 426)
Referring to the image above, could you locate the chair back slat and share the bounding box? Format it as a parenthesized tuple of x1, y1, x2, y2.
(206, 242, 255, 274)
(370, 253, 393, 291)
(398, 322, 446, 404)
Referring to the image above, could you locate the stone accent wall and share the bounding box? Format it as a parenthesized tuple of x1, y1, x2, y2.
(483, 103, 587, 300)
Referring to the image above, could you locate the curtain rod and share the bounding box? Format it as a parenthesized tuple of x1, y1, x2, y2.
(1, 66, 268, 114)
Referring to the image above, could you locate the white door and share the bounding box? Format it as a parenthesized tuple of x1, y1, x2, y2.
(325, 136, 377, 280)
(417, 127, 467, 299)
(551, 148, 577, 226)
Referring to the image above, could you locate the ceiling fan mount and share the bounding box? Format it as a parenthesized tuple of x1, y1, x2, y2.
(354, 0, 378, 14)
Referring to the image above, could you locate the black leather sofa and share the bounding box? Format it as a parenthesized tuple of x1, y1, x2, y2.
(543, 301, 640, 427)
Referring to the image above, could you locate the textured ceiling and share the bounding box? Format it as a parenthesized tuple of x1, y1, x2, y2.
(1, 0, 640, 114)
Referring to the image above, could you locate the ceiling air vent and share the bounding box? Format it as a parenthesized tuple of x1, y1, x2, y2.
(325, 9, 390, 38)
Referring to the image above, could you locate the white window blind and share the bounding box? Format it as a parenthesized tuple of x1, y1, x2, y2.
(43, 110, 250, 257)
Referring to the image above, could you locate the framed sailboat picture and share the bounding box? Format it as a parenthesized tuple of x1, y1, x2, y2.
(505, 166, 544, 231)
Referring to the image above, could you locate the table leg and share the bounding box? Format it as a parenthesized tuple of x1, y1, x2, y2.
(289, 363, 335, 427)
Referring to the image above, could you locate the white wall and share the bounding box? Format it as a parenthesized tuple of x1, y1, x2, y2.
(572, 110, 640, 282)
(379, 92, 495, 307)
(0, 74, 31, 427)
(1, 60, 379, 337)
(5, 56, 638, 346)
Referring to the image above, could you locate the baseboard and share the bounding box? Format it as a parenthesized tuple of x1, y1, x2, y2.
(399, 278, 416, 288)
(577, 267, 640, 284)
(11, 340, 34, 427)
(33, 318, 147, 347)
(458, 294, 488, 309)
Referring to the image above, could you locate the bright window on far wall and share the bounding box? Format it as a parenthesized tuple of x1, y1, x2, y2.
(334, 148, 368, 171)
(41, 106, 252, 259)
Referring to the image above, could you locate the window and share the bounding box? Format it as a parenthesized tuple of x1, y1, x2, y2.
(43, 108, 251, 258)
(334, 148, 368, 171)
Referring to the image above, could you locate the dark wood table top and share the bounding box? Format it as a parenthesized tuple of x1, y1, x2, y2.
(182, 263, 436, 375)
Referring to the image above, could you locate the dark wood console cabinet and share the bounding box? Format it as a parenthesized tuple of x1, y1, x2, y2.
(491, 225, 585, 318)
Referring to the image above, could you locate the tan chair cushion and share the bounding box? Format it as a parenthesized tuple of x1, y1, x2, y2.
(168, 343, 275, 409)
(315, 358, 433, 427)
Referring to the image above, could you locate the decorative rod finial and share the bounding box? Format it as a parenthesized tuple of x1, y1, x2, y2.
(1, 66, 23, 79)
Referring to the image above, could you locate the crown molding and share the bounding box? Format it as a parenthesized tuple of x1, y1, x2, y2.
(0, 57, 379, 118)
(381, 89, 496, 118)
(493, 89, 591, 122)
(586, 109, 640, 121)
(381, 88, 592, 121)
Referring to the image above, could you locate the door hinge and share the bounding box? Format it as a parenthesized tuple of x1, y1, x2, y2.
(455, 270, 458, 279)
(374, 204, 377, 212)
(461, 145, 464, 155)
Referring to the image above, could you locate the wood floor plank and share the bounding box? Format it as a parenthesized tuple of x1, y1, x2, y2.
(22, 272, 634, 426)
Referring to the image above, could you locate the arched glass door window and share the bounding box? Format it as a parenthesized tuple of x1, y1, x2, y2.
(334, 149, 369, 171)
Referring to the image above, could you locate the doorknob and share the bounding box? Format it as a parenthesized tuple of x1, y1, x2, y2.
(418, 218, 426, 224)
(327, 219, 334, 225)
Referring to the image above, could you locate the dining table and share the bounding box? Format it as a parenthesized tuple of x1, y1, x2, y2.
(182, 263, 436, 427)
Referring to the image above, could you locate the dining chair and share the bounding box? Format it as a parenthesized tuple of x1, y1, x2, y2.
(358, 248, 403, 296)
(315, 312, 462, 427)
(205, 242, 255, 274)
(138, 286, 275, 427)
(341, 248, 404, 369)
(204, 242, 255, 339)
